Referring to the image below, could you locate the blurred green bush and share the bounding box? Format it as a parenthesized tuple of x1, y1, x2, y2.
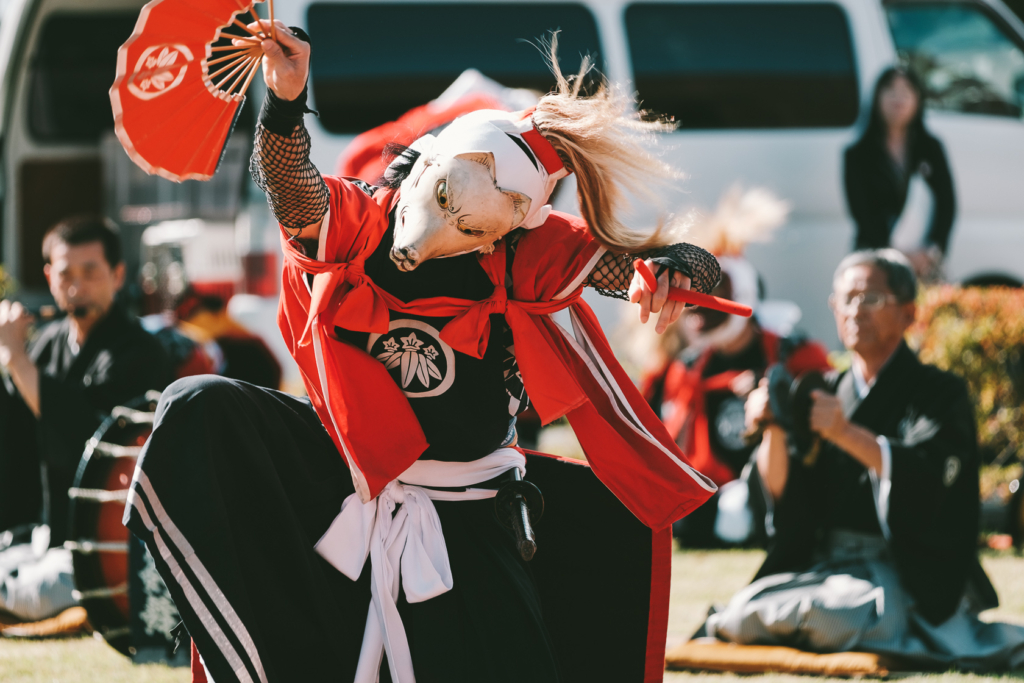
(908, 285, 1024, 468)
(0, 267, 14, 299)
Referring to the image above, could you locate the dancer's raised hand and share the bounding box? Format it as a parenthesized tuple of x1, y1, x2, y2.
(629, 258, 692, 335)
(235, 20, 310, 101)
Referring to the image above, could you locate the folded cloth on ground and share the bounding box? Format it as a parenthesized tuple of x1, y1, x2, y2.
(0, 606, 90, 638)
(665, 638, 901, 677)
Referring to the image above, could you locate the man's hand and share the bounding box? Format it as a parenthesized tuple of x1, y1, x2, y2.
(744, 378, 773, 434)
(809, 390, 847, 442)
(628, 258, 691, 335)
(809, 389, 884, 473)
(0, 300, 33, 367)
(236, 20, 310, 101)
(750, 377, 790, 500)
(0, 300, 40, 416)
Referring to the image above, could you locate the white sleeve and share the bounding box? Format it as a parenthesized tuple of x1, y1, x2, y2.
(869, 436, 893, 539)
(554, 247, 606, 300)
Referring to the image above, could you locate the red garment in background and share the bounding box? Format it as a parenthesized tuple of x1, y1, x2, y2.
(175, 344, 216, 379)
(278, 176, 716, 531)
(654, 330, 832, 487)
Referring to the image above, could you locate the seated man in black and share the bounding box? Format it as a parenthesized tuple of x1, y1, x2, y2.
(0, 217, 171, 620)
(704, 249, 1024, 670)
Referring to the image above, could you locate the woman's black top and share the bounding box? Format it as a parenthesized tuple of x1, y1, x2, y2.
(843, 132, 956, 254)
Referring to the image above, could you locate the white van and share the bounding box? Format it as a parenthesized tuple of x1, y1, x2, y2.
(0, 0, 1022, 351)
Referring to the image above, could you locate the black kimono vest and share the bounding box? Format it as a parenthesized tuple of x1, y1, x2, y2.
(755, 342, 995, 624)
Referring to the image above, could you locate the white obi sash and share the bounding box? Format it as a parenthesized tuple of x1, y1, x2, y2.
(314, 448, 527, 683)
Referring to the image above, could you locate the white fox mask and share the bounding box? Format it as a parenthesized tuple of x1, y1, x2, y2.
(390, 110, 568, 272)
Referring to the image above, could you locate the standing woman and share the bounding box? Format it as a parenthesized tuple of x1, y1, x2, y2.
(844, 68, 956, 279)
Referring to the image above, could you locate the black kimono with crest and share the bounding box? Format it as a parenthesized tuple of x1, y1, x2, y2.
(754, 341, 995, 625)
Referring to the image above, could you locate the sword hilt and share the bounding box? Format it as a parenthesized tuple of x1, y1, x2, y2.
(512, 490, 537, 561)
(495, 469, 544, 562)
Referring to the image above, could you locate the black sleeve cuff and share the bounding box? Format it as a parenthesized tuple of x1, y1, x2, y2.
(648, 243, 721, 295)
(258, 26, 317, 138)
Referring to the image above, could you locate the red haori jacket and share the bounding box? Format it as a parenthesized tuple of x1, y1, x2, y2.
(278, 176, 716, 530)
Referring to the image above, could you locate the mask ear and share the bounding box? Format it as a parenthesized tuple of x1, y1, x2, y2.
(455, 151, 497, 181)
(409, 134, 436, 154)
(502, 189, 532, 228)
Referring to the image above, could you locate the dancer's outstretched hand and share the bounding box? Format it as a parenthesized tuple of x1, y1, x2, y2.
(628, 258, 692, 335)
(235, 20, 310, 101)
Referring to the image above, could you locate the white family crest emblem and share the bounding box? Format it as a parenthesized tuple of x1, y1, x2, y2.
(128, 44, 194, 100)
(715, 397, 749, 452)
(368, 319, 455, 398)
(138, 541, 180, 639)
(943, 456, 961, 487)
(897, 409, 940, 447)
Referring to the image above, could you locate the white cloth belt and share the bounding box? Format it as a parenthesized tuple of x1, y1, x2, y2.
(315, 448, 527, 683)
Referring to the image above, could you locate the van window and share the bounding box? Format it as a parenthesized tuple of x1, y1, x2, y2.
(28, 13, 139, 143)
(624, 3, 859, 129)
(887, 2, 1024, 118)
(307, 3, 602, 134)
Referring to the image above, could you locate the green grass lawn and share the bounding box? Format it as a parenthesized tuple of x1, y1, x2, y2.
(0, 636, 189, 682)
(1, 548, 1022, 682)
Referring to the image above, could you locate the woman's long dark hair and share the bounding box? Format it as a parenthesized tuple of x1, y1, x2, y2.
(855, 67, 931, 164)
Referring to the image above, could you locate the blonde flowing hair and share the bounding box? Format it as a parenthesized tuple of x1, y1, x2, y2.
(532, 34, 689, 253)
(684, 185, 791, 257)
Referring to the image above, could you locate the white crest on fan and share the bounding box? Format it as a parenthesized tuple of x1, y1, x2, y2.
(128, 44, 193, 100)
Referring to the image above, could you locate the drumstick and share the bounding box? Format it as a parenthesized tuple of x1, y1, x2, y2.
(633, 259, 753, 317)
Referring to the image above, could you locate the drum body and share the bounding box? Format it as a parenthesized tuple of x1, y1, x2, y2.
(66, 392, 164, 655)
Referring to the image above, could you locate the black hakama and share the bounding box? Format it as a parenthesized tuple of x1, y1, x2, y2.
(125, 375, 668, 683)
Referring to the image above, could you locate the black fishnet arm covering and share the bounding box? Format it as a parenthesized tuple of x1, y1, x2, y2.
(585, 243, 721, 300)
(250, 121, 330, 234)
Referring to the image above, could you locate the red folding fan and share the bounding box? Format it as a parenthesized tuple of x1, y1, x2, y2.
(110, 0, 277, 181)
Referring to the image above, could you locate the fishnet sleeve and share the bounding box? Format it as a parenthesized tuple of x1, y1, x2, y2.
(585, 243, 721, 300)
(250, 121, 330, 233)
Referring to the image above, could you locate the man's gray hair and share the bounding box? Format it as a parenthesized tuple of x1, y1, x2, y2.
(833, 249, 917, 303)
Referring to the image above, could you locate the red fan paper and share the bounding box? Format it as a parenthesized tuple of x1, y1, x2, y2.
(110, 0, 275, 181)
